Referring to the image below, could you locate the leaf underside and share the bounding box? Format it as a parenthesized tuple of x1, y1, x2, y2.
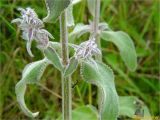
(100, 31, 137, 71)
(15, 58, 49, 118)
(81, 59, 119, 120)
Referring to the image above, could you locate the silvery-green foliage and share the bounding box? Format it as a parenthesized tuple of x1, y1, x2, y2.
(69, 21, 137, 71)
(66, 0, 82, 27)
(69, 23, 91, 41)
(64, 57, 78, 77)
(12, 7, 53, 57)
(81, 60, 119, 120)
(43, 0, 71, 22)
(87, 0, 96, 17)
(62, 38, 101, 77)
(98, 22, 110, 31)
(71, 0, 81, 4)
(119, 96, 151, 119)
(15, 58, 49, 118)
(44, 44, 63, 71)
(69, 22, 109, 41)
(100, 31, 137, 71)
(66, 6, 75, 27)
(43, 0, 81, 25)
(49, 41, 61, 55)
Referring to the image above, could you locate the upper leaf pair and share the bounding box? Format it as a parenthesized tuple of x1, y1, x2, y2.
(43, 0, 81, 26)
(69, 23, 137, 71)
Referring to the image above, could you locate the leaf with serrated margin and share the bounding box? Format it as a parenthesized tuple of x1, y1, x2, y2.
(64, 57, 78, 77)
(44, 45, 63, 71)
(43, 0, 71, 22)
(81, 59, 119, 120)
(100, 31, 137, 71)
(15, 58, 49, 118)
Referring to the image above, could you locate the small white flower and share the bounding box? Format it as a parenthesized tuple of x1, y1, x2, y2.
(12, 7, 53, 57)
(73, 38, 101, 60)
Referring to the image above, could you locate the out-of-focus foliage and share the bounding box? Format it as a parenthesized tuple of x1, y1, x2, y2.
(0, 0, 159, 119)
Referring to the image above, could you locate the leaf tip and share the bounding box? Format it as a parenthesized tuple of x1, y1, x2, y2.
(32, 112, 39, 118)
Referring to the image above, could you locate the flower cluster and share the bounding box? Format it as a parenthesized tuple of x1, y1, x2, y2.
(73, 38, 101, 60)
(12, 7, 53, 57)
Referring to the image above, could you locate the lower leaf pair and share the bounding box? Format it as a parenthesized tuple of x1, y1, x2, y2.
(15, 58, 49, 118)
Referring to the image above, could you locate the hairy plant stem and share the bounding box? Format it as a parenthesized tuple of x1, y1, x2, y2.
(94, 0, 102, 61)
(60, 11, 72, 120)
(93, 0, 102, 120)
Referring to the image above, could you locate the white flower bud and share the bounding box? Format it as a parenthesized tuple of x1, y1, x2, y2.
(74, 39, 101, 60)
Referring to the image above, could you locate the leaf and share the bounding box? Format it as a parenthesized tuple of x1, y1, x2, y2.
(44, 45, 63, 71)
(119, 96, 137, 117)
(26, 40, 34, 57)
(49, 41, 61, 55)
(100, 31, 137, 71)
(49, 41, 77, 56)
(43, 0, 71, 22)
(119, 96, 152, 120)
(57, 105, 99, 120)
(66, 5, 74, 27)
(69, 22, 109, 41)
(72, 0, 81, 5)
(64, 57, 78, 77)
(87, 0, 95, 17)
(15, 58, 49, 118)
(81, 59, 119, 120)
(98, 22, 110, 31)
(69, 23, 90, 41)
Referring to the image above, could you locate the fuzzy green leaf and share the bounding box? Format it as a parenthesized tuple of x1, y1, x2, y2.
(87, 0, 95, 16)
(49, 41, 61, 55)
(119, 96, 152, 120)
(69, 23, 90, 41)
(64, 57, 78, 77)
(57, 105, 98, 120)
(15, 58, 49, 118)
(100, 31, 137, 71)
(43, 0, 71, 22)
(72, 0, 81, 4)
(44, 45, 63, 71)
(66, 5, 74, 27)
(81, 60, 119, 120)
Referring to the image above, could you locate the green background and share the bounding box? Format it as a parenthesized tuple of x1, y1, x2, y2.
(0, 0, 159, 119)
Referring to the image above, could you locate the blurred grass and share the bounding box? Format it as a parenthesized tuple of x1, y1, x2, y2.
(0, 0, 159, 119)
